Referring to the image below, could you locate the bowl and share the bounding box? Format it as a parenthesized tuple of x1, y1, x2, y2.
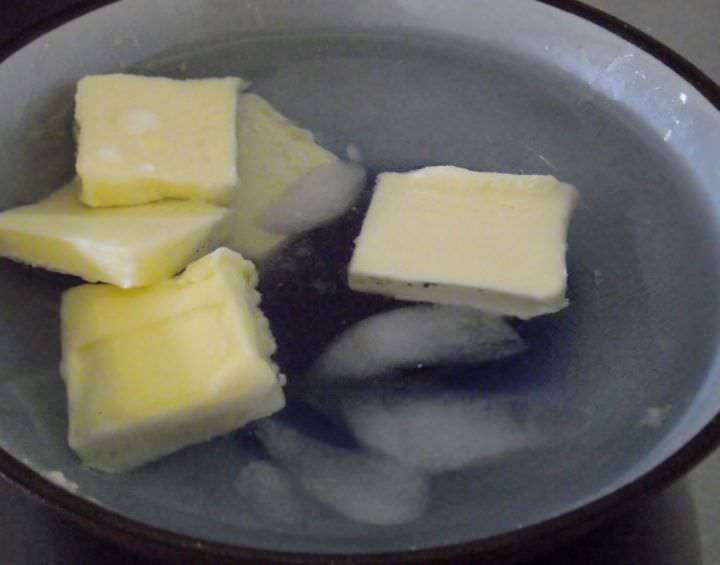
(1, 0, 719, 563)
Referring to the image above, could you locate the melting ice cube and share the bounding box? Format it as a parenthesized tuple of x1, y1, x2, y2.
(312, 305, 526, 381)
(256, 419, 429, 526)
(234, 460, 304, 528)
(343, 391, 583, 473)
(259, 161, 366, 235)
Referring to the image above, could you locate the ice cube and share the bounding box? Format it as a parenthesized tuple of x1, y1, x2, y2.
(259, 161, 366, 235)
(256, 419, 429, 526)
(234, 460, 304, 528)
(312, 305, 526, 381)
(343, 391, 582, 473)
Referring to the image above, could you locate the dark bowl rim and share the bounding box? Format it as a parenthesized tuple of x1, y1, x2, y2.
(1, 0, 719, 563)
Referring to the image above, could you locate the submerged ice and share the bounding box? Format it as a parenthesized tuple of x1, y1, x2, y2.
(234, 460, 304, 528)
(313, 305, 526, 380)
(259, 161, 366, 235)
(343, 391, 582, 473)
(256, 419, 429, 526)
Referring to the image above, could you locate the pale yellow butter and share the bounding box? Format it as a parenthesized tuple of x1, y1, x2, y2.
(0, 180, 231, 287)
(230, 94, 337, 259)
(61, 248, 284, 473)
(75, 74, 244, 207)
(348, 166, 577, 319)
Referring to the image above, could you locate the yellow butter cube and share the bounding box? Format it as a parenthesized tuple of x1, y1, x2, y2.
(0, 180, 232, 288)
(75, 74, 244, 207)
(349, 167, 578, 319)
(230, 94, 338, 259)
(61, 248, 284, 473)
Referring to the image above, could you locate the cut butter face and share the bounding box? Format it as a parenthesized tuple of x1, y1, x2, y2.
(230, 94, 337, 259)
(348, 166, 578, 319)
(0, 180, 232, 288)
(61, 248, 284, 473)
(75, 74, 245, 207)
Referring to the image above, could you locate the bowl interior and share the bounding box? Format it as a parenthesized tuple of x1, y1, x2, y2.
(0, 0, 719, 556)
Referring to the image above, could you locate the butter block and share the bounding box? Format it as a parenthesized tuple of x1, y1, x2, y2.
(348, 166, 577, 319)
(75, 74, 244, 207)
(0, 180, 232, 288)
(61, 248, 284, 473)
(230, 94, 338, 259)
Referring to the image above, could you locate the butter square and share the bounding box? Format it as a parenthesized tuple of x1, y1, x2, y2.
(348, 166, 577, 318)
(75, 74, 244, 207)
(61, 248, 284, 472)
(0, 179, 232, 288)
(230, 94, 338, 260)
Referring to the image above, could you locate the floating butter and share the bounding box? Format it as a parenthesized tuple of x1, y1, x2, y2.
(75, 74, 244, 207)
(0, 180, 231, 287)
(348, 166, 577, 319)
(61, 248, 284, 473)
(229, 94, 338, 259)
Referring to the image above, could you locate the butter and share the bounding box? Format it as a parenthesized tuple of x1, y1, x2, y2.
(230, 94, 338, 259)
(0, 180, 231, 288)
(348, 166, 577, 319)
(75, 74, 244, 207)
(61, 248, 284, 473)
